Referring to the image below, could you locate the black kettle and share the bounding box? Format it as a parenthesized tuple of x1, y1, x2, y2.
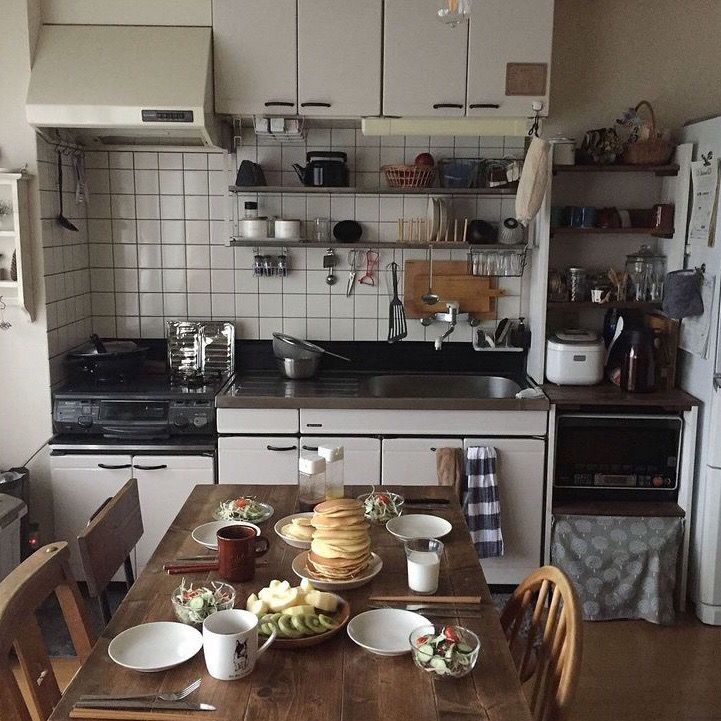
(292, 151, 348, 188)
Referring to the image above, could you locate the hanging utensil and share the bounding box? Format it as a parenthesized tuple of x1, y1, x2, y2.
(346, 249, 362, 297)
(56, 151, 78, 232)
(387, 262, 407, 343)
(359, 250, 379, 285)
(323, 249, 338, 285)
(421, 247, 439, 305)
(0, 296, 11, 330)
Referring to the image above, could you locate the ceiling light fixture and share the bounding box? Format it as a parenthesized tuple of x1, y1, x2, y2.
(437, 0, 472, 27)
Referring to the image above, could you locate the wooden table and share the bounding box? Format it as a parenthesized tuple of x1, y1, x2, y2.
(50, 485, 531, 721)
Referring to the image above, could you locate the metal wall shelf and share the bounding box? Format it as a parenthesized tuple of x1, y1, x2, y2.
(229, 185, 517, 196)
(229, 237, 526, 251)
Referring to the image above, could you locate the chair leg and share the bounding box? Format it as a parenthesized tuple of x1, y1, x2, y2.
(98, 592, 112, 626)
(123, 556, 135, 589)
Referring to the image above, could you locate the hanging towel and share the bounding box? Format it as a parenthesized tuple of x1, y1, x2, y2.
(436, 447, 464, 499)
(515, 136, 550, 226)
(463, 446, 504, 559)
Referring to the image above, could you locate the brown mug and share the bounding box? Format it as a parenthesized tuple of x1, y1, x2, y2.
(652, 203, 675, 236)
(217, 525, 270, 582)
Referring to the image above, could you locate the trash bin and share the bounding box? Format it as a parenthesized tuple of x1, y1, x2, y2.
(0, 493, 27, 581)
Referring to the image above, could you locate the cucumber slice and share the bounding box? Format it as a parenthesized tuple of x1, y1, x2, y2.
(415, 644, 434, 663)
(457, 643, 473, 654)
(188, 597, 205, 611)
(318, 614, 337, 631)
(429, 657, 448, 674)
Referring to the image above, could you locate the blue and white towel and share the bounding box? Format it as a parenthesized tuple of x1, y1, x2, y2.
(463, 446, 504, 559)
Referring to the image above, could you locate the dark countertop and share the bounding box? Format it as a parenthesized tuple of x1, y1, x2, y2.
(217, 373, 550, 411)
(542, 382, 700, 411)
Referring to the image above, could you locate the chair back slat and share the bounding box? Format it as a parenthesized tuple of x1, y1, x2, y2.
(500, 566, 583, 721)
(77, 478, 143, 598)
(0, 542, 96, 721)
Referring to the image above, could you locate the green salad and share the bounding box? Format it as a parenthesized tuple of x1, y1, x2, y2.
(215, 496, 269, 522)
(360, 487, 403, 523)
(172, 580, 235, 625)
(412, 626, 478, 678)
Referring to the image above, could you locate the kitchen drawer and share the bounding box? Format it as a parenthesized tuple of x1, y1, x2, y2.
(382, 438, 463, 486)
(301, 409, 547, 436)
(300, 436, 381, 486)
(217, 408, 299, 434)
(218, 436, 299, 484)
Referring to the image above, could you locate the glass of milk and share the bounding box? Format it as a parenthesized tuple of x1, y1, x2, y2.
(405, 538, 444, 594)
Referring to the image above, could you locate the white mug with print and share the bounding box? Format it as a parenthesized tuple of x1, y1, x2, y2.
(202, 609, 276, 681)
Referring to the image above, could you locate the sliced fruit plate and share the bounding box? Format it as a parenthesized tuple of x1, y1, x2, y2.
(246, 579, 350, 649)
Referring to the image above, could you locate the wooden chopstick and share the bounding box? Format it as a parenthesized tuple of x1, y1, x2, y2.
(71, 708, 210, 721)
(165, 564, 218, 574)
(368, 595, 483, 605)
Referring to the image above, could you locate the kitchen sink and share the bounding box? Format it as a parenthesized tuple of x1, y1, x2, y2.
(365, 374, 524, 399)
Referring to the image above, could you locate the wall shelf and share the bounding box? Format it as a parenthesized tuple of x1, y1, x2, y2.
(229, 238, 519, 251)
(229, 185, 517, 197)
(551, 227, 674, 239)
(547, 300, 661, 311)
(553, 163, 679, 177)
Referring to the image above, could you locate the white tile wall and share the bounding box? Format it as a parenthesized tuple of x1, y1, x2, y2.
(48, 125, 527, 346)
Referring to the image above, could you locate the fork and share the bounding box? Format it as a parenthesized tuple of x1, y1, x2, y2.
(79, 678, 201, 703)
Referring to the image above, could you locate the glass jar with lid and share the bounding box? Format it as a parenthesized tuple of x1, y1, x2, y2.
(625, 245, 666, 302)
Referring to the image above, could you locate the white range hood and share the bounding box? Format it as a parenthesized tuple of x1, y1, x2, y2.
(26, 25, 223, 148)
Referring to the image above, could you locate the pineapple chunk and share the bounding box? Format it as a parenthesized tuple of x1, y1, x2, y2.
(284, 604, 315, 617)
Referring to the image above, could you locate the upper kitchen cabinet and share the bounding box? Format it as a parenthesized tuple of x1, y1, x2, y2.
(383, 0, 469, 117)
(213, 0, 298, 115)
(297, 0, 383, 117)
(467, 0, 554, 117)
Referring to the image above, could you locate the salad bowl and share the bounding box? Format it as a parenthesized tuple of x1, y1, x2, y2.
(213, 496, 274, 523)
(357, 491, 404, 523)
(409, 624, 480, 678)
(172, 581, 235, 625)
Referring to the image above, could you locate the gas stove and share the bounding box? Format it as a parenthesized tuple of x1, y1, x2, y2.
(52, 371, 229, 441)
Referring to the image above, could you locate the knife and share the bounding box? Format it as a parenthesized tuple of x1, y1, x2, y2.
(368, 603, 484, 617)
(403, 498, 450, 505)
(74, 700, 216, 711)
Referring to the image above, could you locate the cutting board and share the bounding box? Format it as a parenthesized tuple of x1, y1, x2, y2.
(404, 261, 504, 319)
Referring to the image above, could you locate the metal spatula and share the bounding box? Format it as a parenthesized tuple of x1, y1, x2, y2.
(56, 151, 78, 232)
(387, 261, 407, 343)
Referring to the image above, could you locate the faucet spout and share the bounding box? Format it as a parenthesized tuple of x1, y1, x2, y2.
(433, 302, 459, 350)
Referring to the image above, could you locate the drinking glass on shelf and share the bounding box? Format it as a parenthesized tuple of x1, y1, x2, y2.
(313, 217, 330, 243)
(405, 538, 444, 594)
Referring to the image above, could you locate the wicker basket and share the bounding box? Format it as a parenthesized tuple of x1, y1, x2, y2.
(622, 101, 674, 165)
(383, 164, 436, 188)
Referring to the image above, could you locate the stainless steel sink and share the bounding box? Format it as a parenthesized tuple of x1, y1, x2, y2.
(365, 374, 523, 399)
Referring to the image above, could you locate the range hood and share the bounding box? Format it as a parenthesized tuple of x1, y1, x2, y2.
(26, 25, 223, 148)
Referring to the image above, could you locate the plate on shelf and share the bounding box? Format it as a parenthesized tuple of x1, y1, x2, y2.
(108, 622, 203, 672)
(192, 520, 261, 550)
(437, 198, 449, 242)
(291, 551, 383, 591)
(385, 514, 452, 542)
(347, 609, 430, 656)
(274, 512, 314, 549)
(426, 196, 440, 242)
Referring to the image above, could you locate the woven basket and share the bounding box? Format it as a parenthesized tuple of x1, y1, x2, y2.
(622, 101, 674, 165)
(383, 164, 436, 188)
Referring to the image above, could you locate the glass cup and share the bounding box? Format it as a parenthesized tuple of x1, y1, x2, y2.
(313, 217, 330, 243)
(405, 538, 444, 595)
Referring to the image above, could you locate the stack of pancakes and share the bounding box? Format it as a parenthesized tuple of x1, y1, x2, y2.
(308, 498, 371, 580)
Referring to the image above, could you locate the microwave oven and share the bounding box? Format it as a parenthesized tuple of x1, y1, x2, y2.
(554, 413, 682, 502)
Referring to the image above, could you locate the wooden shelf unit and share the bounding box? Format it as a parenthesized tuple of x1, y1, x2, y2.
(553, 163, 679, 177)
(547, 300, 661, 311)
(551, 227, 674, 239)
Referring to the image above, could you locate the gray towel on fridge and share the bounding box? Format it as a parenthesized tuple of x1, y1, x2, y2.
(463, 446, 504, 559)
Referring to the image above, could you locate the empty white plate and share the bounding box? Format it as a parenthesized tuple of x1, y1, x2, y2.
(192, 520, 261, 550)
(108, 622, 203, 672)
(385, 514, 452, 542)
(347, 609, 429, 656)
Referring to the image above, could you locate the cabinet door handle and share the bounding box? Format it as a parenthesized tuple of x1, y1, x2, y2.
(430, 447, 438, 452)
(265, 101, 295, 107)
(469, 103, 501, 109)
(97, 463, 132, 470)
(300, 102, 332, 108)
(134, 464, 168, 471)
(266, 445, 298, 452)
(301, 445, 319, 452)
(433, 103, 464, 109)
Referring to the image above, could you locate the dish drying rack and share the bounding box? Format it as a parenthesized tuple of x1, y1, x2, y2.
(233, 117, 307, 146)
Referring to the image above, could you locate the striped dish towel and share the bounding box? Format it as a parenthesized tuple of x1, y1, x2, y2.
(463, 446, 504, 559)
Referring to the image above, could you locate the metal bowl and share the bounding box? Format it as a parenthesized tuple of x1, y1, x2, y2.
(272, 333, 319, 361)
(276, 356, 320, 379)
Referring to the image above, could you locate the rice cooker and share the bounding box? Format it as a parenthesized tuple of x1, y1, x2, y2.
(546, 330, 605, 385)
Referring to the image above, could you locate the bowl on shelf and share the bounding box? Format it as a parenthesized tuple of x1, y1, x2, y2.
(333, 220, 363, 243)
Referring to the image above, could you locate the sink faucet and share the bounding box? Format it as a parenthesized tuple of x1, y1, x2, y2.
(420, 301, 463, 350)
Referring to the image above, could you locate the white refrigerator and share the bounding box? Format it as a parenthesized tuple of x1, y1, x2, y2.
(677, 116, 721, 624)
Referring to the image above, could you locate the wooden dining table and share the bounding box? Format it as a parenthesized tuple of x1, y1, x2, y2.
(50, 484, 532, 721)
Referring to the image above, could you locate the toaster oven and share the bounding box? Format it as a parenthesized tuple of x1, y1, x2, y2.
(553, 413, 682, 502)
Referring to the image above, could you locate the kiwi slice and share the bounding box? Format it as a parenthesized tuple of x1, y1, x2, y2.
(290, 615, 310, 635)
(278, 614, 303, 638)
(259, 614, 276, 625)
(304, 615, 325, 634)
(318, 614, 338, 631)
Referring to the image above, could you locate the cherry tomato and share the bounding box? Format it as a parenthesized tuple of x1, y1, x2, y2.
(234, 498, 248, 509)
(377, 494, 389, 504)
(416, 635, 430, 645)
(443, 627, 459, 643)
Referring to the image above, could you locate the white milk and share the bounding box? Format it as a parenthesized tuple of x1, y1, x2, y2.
(407, 550, 440, 594)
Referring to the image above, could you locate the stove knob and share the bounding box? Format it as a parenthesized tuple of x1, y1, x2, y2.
(193, 416, 208, 428)
(77, 415, 93, 428)
(173, 415, 189, 428)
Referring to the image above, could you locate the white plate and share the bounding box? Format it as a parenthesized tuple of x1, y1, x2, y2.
(426, 196, 440, 242)
(274, 512, 314, 549)
(192, 520, 261, 550)
(108, 622, 203, 672)
(438, 198, 448, 241)
(291, 551, 383, 591)
(212, 500, 274, 524)
(347, 609, 429, 656)
(385, 514, 452, 542)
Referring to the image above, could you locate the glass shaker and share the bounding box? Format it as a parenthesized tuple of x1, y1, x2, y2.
(568, 267, 588, 302)
(318, 446, 344, 500)
(298, 456, 326, 513)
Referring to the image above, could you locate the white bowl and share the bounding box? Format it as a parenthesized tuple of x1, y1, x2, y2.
(274, 512, 314, 549)
(385, 514, 452, 542)
(347, 609, 429, 656)
(108, 622, 203, 672)
(291, 551, 383, 591)
(191, 520, 261, 550)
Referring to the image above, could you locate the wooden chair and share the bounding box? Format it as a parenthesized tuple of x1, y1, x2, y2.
(77, 478, 143, 626)
(500, 566, 583, 721)
(0, 542, 96, 721)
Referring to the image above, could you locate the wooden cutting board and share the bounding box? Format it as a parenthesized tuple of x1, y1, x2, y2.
(404, 260, 504, 319)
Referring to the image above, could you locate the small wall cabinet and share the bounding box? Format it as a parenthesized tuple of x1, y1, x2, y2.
(0, 173, 33, 319)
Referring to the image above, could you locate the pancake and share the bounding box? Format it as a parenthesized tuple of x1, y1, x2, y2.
(311, 514, 367, 529)
(314, 498, 363, 514)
